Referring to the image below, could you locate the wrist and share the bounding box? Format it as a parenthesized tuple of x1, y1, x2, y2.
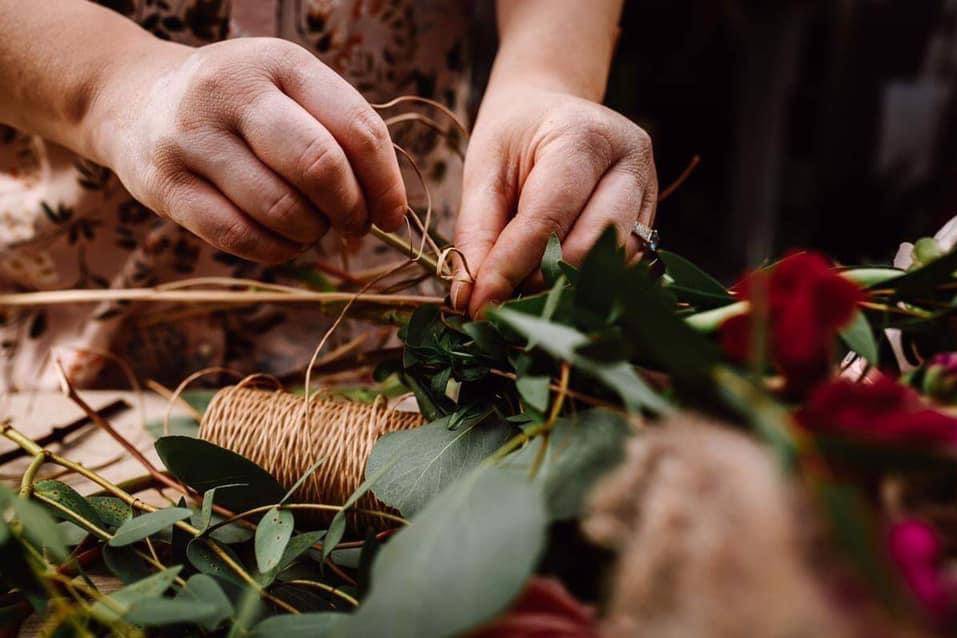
(80, 36, 186, 167)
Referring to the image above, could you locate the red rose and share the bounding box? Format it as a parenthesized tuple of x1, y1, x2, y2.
(468, 577, 598, 638)
(796, 376, 957, 446)
(720, 252, 865, 395)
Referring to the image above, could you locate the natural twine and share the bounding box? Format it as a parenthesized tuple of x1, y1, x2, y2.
(199, 386, 423, 527)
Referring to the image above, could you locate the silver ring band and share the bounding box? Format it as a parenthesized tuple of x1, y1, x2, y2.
(632, 221, 659, 252)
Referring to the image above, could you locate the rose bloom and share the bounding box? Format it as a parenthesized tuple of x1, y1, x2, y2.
(720, 252, 864, 396)
(796, 376, 957, 446)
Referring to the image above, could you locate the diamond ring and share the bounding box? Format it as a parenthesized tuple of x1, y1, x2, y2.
(632, 221, 659, 252)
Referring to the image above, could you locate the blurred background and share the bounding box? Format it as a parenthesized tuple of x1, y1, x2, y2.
(479, 0, 957, 281)
(609, 0, 957, 280)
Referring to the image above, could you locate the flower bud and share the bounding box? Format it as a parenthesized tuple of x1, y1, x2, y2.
(922, 353, 957, 403)
(911, 237, 944, 269)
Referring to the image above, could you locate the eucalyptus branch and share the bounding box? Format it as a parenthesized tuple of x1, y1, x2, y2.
(283, 579, 359, 607)
(1, 422, 295, 614)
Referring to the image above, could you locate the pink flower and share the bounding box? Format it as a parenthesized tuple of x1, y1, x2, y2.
(888, 519, 956, 623)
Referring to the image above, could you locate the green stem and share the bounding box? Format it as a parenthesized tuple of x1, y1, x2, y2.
(19, 451, 47, 497)
(284, 579, 359, 607)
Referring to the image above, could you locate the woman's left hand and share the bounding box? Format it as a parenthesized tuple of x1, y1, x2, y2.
(451, 86, 657, 316)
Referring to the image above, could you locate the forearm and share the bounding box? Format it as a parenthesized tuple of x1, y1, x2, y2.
(492, 0, 623, 101)
(0, 0, 158, 161)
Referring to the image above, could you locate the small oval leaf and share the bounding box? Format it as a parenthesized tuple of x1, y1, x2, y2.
(109, 507, 192, 547)
(255, 507, 294, 573)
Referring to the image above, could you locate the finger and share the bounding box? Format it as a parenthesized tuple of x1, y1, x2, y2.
(181, 131, 329, 244)
(450, 140, 513, 311)
(276, 59, 407, 231)
(468, 150, 609, 317)
(561, 159, 657, 265)
(238, 92, 366, 237)
(162, 173, 302, 264)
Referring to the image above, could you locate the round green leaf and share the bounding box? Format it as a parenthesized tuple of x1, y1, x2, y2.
(125, 597, 218, 626)
(255, 507, 294, 573)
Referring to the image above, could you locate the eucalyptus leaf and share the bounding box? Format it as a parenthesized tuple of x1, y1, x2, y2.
(192, 483, 246, 532)
(33, 480, 104, 529)
(840, 310, 879, 365)
(87, 496, 133, 529)
(255, 507, 295, 573)
(57, 521, 89, 546)
(11, 496, 67, 561)
(501, 410, 630, 520)
(177, 573, 234, 630)
(322, 453, 403, 562)
(516, 375, 550, 413)
(91, 566, 182, 622)
(251, 612, 344, 637)
(365, 415, 512, 517)
(109, 507, 192, 547)
(341, 468, 546, 638)
(282, 457, 326, 504)
(125, 597, 218, 626)
(103, 545, 153, 584)
(187, 538, 245, 586)
(156, 436, 285, 512)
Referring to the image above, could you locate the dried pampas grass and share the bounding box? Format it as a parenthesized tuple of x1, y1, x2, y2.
(583, 413, 848, 638)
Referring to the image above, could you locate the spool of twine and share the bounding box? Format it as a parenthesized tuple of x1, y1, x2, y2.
(199, 386, 423, 528)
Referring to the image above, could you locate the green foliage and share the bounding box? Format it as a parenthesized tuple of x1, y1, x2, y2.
(251, 612, 343, 637)
(341, 468, 546, 638)
(33, 479, 104, 529)
(109, 507, 192, 547)
(255, 507, 295, 573)
(156, 436, 285, 511)
(90, 566, 182, 623)
(840, 310, 879, 365)
(501, 410, 631, 520)
(365, 414, 513, 517)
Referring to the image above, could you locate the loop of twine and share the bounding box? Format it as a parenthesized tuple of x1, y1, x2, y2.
(199, 386, 423, 528)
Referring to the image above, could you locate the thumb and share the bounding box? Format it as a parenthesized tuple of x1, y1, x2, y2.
(451, 141, 513, 313)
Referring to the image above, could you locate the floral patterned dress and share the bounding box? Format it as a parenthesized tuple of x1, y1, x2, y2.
(0, 0, 471, 390)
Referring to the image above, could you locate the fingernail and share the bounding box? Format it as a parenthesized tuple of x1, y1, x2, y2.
(450, 281, 468, 310)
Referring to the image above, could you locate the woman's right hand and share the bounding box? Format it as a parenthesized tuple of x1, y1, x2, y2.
(86, 37, 407, 264)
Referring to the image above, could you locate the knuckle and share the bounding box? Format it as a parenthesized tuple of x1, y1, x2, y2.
(349, 107, 390, 154)
(264, 190, 299, 225)
(218, 218, 258, 256)
(526, 207, 567, 238)
(299, 137, 344, 185)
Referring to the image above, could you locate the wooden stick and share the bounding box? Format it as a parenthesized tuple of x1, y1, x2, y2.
(0, 399, 129, 466)
(0, 288, 443, 307)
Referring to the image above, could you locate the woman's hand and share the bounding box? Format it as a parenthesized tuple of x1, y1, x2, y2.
(452, 86, 656, 316)
(87, 38, 407, 263)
